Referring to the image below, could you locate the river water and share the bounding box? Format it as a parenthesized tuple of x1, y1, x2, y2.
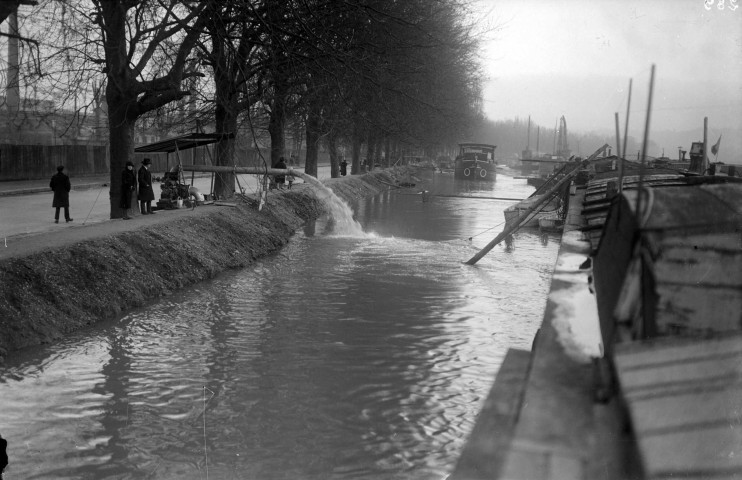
(0, 170, 561, 480)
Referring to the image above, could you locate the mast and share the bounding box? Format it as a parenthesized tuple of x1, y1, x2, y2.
(536, 126, 540, 156)
(619, 79, 633, 193)
(553, 118, 558, 154)
(701, 117, 709, 175)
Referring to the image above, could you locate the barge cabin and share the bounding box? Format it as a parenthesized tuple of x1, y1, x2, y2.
(455, 143, 496, 181)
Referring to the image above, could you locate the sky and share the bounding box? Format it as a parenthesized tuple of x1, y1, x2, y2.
(475, 0, 742, 140)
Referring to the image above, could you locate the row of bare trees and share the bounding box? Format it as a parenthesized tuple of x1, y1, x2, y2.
(13, 0, 485, 217)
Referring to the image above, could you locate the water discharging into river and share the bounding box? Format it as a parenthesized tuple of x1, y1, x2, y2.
(0, 171, 561, 479)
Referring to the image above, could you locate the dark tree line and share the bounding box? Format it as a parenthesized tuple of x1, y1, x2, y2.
(13, 0, 485, 217)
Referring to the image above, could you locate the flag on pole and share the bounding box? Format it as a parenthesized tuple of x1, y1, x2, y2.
(711, 135, 722, 156)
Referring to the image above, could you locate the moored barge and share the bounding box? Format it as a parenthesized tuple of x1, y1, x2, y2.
(451, 157, 742, 480)
(455, 143, 497, 181)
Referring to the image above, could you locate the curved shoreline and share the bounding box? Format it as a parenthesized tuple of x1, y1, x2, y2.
(0, 170, 401, 361)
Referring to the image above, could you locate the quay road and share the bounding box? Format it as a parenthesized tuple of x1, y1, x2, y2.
(0, 172, 291, 240)
(0, 165, 333, 240)
(0, 174, 213, 239)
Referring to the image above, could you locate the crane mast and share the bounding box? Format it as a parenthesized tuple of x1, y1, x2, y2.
(556, 116, 570, 159)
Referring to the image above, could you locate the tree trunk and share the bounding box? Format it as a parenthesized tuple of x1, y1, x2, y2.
(268, 90, 286, 167)
(327, 132, 339, 178)
(213, 131, 236, 199)
(384, 136, 391, 167)
(213, 73, 237, 199)
(106, 91, 137, 219)
(351, 130, 362, 175)
(366, 128, 376, 171)
(98, 0, 205, 216)
(304, 108, 321, 178)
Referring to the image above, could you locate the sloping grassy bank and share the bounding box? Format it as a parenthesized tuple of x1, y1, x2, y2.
(0, 169, 402, 361)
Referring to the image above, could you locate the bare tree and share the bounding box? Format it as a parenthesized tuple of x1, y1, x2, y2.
(21, 0, 209, 217)
(199, 1, 265, 198)
(96, 0, 209, 217)
(14, 0, 484, 203)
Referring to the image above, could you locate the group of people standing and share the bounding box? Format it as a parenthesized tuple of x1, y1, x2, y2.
(50, 158, 157, 223)
(120, 157, 156, 219)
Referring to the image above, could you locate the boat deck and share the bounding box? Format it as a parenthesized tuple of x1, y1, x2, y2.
(451, 165, 742, 479)
(615, 335, 742, 480)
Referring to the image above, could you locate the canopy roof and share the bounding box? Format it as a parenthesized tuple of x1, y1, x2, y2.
(134, 133, 234, 154)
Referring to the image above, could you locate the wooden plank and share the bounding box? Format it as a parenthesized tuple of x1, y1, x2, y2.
(614, 337, 742, 479)
(639, 425, 742, 476)
(654, 284, 742, 333)
(449, 348, 531, 480)
(614, 335, 742, 370)
(654, 243, 742, 287)
(661, 233, 742, 251)
(617, 351, 742, 392)
(627, 384, 742, 434)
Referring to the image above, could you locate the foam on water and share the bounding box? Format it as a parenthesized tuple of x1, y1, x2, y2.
(302, 174, 367, 237)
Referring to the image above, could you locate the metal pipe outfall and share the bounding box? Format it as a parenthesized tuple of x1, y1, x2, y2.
(180, 164, 314, 183)
(179, 164, 333, 201)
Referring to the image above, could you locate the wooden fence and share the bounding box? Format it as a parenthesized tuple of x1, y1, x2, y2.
(0, 143, 276, 181)
(0, 144, 109, 181)
(0, 143, 325, 181)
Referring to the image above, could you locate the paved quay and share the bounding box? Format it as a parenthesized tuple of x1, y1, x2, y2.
(0, 173, 263, 242)
(0, 174, 111, 197)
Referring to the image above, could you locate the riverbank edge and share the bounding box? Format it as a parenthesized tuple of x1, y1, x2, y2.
(0, 169, 402, 361)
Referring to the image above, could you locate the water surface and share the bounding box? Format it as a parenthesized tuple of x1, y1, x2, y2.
(0, 171, 560, 479)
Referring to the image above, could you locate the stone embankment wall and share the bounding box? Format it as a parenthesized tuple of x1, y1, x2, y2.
(0, 170, 401, 361)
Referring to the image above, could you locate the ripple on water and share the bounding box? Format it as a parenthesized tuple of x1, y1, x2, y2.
(0, 173, 559, 479)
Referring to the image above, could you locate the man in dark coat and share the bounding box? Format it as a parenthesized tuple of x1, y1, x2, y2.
(120, 160, 137, 219)
(49, 165, 72, 223)
(137, 158, 156, 214)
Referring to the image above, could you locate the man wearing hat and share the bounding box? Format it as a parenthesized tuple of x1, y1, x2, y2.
(137, 158, 156, 214)
(120, 161, 137, 219)
(49, 165, 72, 223)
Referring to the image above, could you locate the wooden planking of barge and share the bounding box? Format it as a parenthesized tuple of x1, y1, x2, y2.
(451, 161, 742, 480)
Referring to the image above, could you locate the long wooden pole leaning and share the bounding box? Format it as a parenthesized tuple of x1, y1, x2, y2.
(465, 144, 609, 266)
(464, 163, 583, 265)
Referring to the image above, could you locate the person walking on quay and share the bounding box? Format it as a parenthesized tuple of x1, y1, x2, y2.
(50, 165, 72, 223)
(121, 160, 137, 220)
(138, 158, 156, 214)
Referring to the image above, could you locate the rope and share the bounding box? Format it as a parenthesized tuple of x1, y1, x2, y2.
(638, 187, 655, 228)
(202, 386, 215, 479)
(468, 220, 506, 240)
(234, 172, 251, 204)
(82, 183, 106, 225)
(466, 184, 566, 242)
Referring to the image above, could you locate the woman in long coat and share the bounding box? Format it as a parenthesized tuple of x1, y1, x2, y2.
(50, 165, 72, 223)
(137, 158, 156, 214)
(120, 161, 137, 219)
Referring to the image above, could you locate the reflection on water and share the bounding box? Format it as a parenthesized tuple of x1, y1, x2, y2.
(0, 171, 560, 479)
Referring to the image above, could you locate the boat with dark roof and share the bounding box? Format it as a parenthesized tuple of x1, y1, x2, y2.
(454, 143, 496, 181)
